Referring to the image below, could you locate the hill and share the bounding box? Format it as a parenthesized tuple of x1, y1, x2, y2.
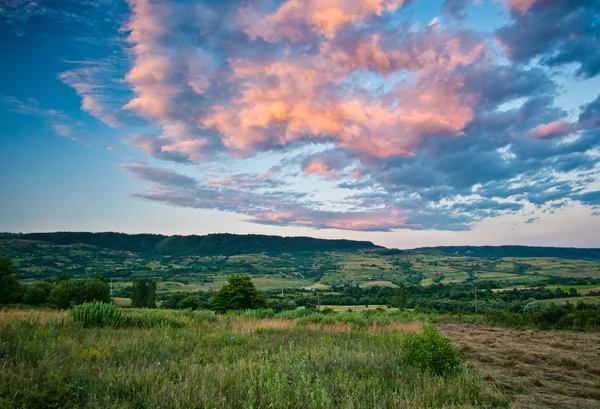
(413, 245, 600, 260)
(0, 232, 379, 255)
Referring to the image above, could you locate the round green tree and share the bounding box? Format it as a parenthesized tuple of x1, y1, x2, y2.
(212, 275, 266, 313)
(0, 256, 22, 304)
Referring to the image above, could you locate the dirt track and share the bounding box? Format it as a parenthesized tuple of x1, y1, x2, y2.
(438, 323, 600, 408)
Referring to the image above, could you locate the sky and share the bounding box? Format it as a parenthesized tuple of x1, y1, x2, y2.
(0, 0, 599, 249)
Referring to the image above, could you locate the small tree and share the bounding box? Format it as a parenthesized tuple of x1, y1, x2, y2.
(23, 282, 54, 305)
(211, 275, 266, 313)
(56, 273, 70, 284)
(131, 278, 157, 308)
(394, 282, 408, 309)
(0, 256, 22, 304)
(50, 278, 110, 309)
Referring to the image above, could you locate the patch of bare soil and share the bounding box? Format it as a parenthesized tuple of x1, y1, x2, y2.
(438, 323, 600, 409)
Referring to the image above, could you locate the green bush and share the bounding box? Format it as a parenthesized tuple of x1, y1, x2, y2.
(69, 302, 126, 328)
(402, 327, 460, 376)
(23, 282, 54, 305)
(51, 278, 110, 309)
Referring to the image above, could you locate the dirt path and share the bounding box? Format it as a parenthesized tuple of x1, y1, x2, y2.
(438, 323, 600, 408)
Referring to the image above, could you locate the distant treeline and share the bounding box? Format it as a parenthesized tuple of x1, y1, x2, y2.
(412, 245, 600, 260)
(0, 232, 378, 255)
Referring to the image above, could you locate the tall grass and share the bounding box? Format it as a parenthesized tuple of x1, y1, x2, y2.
(69, 302, 125, 328)
(0, 308, 510, 409)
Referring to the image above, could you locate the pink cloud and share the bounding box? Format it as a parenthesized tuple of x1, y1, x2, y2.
(248, 207, 408, 232)
(509, 0, 537, 13)
(242, 0, 408, 42)
(528, 121, 574, 138)
(303, 159, 341, 178)
(202, 29, 484, 158)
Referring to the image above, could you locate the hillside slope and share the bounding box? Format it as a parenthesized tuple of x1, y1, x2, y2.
(414, 245, 600, 260)
(0, 232, 379, 255)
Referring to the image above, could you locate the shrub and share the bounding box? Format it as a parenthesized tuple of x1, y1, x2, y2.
(23, 282, 54, 305)
(402, 327, 460, 376)
(51, 278, 110, 309)
(69, 302, 126, 328)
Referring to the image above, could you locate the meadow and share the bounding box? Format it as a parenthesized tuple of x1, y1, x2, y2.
(0, 308, 510, 409)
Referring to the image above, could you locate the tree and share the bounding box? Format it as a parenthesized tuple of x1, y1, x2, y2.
(23, 282, 54, 305)
(50, 278, 110, 309)
(56, 273, 70, 284)
(131, 278, 157, 308)
(393, 282, 408, 309)
(211, 275, 266, 313)
(178, 295, 201, 310)
(0, 256, 22, 304)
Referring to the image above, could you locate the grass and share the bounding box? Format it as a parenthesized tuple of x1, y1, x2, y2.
(0, 308, 509, 409)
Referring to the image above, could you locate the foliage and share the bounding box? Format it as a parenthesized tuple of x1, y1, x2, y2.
(0, 310, 509, 409)
(212, 275, 267, 313)
(56, 273, 70, 283)
(161, 291, 212, 310)
(131, 278, 156, 308)
(416, 245, 600, 260)
(0, 256, 22, 304)
(394, 282, 408, 309)
(402, 327, 461, 376)
(2, 232, 377, 255)
(23, 282, 54, 305)
(69, 302, 126, 328)
(50, 278, 110, 309)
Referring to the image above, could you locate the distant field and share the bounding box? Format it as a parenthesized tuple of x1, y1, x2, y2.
(5, 238, 600, 293)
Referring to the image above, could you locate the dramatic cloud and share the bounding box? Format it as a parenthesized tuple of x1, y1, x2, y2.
(30, 0, 596, 232)
(497, 0, 600, 78)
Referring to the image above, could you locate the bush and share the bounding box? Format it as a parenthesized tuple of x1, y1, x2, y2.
(69, 302, 126, 328)
(23, 282, 54, 305)
(402, 327, 460, 376)
(51, 278, 110, 309)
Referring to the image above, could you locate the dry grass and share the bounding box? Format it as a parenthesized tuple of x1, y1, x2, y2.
(0, 308, 66, 324)
(230, 318, 423, 334)
(112, 297, 131, 307)
(438, 323, 600, 409)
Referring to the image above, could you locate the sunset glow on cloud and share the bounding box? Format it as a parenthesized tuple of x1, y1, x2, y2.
(1, 0, 599, 246)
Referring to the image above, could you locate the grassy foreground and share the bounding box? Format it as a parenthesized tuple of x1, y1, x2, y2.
(0, 309, 508, 409)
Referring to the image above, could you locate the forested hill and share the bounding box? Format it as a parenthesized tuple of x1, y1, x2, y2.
(0, 232, 379, 255)
(413, 245, 600, 260)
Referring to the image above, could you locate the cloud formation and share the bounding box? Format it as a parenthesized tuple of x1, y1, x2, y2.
(63, 0, 600, 232)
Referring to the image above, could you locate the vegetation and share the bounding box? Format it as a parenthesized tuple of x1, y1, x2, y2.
(0, 308, 509, 409)
(414, 245, 600, 260)
(69, 302, 126, 328)
(50, 278, 110, 309)
(0, 255, 21, 304)
(212, 274, 267, 313)
(0, 232, 377, 255)
(131, 278, 157, 308)
(402, 327, 461, 376)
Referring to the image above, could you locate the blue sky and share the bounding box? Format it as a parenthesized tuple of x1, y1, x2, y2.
(1, 0, 599, 248)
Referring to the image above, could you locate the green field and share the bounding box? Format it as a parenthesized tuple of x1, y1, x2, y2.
(5, 238, 600, 293)
(0, 308, 508, 409)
